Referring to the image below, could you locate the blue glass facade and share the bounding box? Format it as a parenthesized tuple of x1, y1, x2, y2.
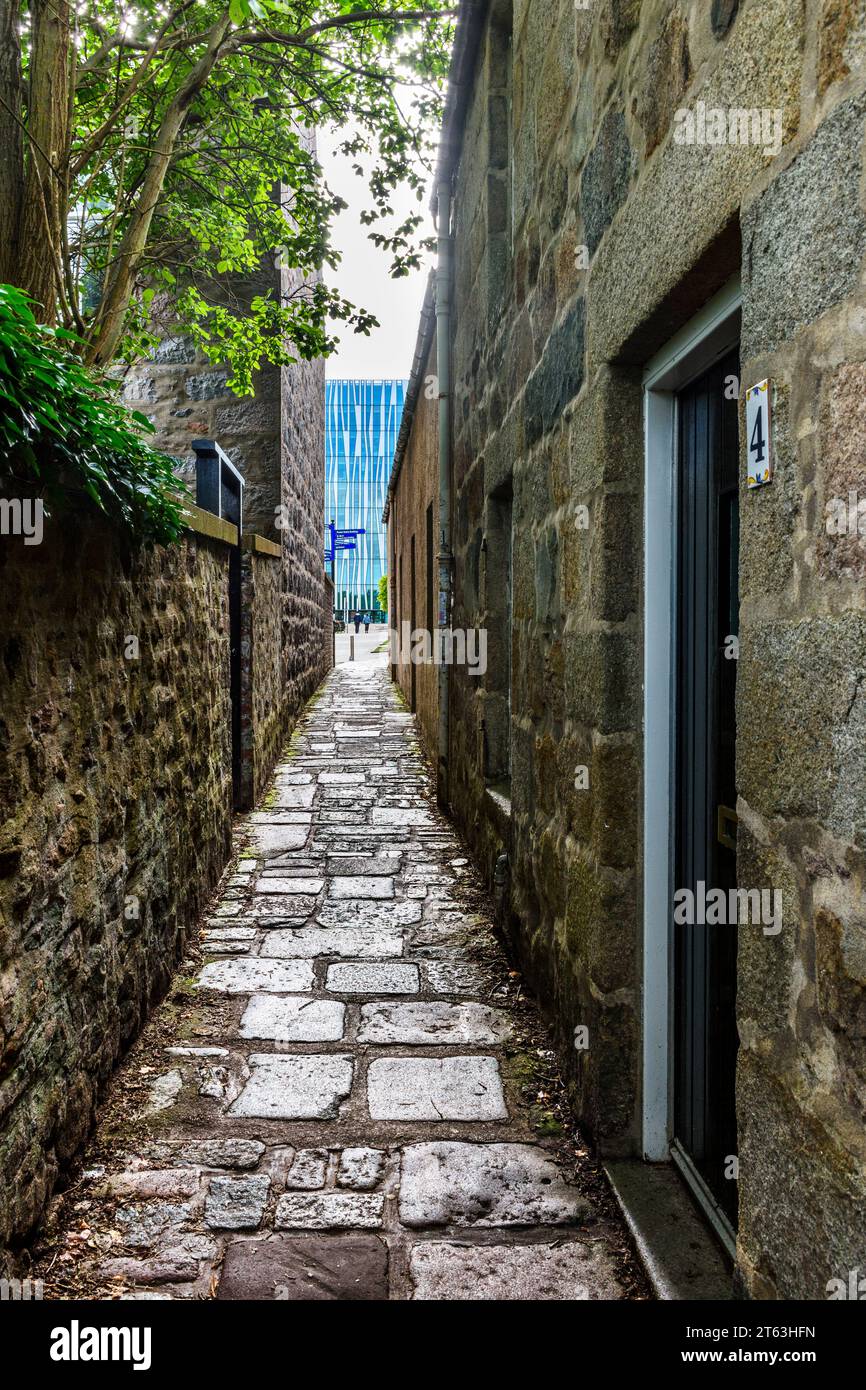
(325, 378, 407, 620)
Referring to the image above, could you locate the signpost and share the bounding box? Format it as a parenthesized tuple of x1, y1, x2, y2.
(326, 522, 368, 648)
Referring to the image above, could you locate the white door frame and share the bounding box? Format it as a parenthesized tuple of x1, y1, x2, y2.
(641, 275, 742, 1161)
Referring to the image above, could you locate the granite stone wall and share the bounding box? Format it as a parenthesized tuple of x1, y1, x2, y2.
(1, 222, 329, 1257)
(0, 511, 236, 1256)
(239, 537, 284, 810)
(394, 0, 866, 1297)
(390, 328, 440, 765)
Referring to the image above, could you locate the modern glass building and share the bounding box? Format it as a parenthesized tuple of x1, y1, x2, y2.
(325, 378, 407, 621)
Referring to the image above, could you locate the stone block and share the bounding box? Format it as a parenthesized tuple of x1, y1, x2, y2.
(205, 1175, 270, 1230)
(742, 92, 866, 357)
(326, 962, 420, 995)
(275, 1192, 385, 1230)
(230, 1055, 354, 1120)
(316, 900, 422, 930)
(337, 1148, 386, 1191)
(328, 876, 395, 899)
(285, 1150, 329, 1189)
(357, 1001, 511, 1045)
(259, 928, 404, 959)
(197, 959, 314, 994)
(217, 1235, 388, 1300)
(409, 1240, 623, 1300)
(239, 995, 347, 1042)
(367, 1057, 508, 1121)
(398, 1142, 590, 1227)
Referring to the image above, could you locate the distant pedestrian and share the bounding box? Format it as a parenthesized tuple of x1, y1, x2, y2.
(363, 613, 370, 633)
(354, 613, 361, 634)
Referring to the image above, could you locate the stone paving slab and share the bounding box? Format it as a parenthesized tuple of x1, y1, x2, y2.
(275, 1192, 385, 1230)
(367, 1057, 508, 1121)
(357, 1001, 511, 1045)
(35, 658, 636, 1302)
(229, 1055, 354, 1119)
(409, 1240, 624, 1300)
(258, 928, 405, 959)
(326, 962, 420, 996)
(218, 1235, 389, 1300)
(398, 1142, 591, 1227)
(197, 959, 314, 994)
(239, 996, 347, 1042)
(316, 900, 422, 929)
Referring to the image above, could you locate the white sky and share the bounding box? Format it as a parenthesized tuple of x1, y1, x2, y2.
(318, 123, 435, 380)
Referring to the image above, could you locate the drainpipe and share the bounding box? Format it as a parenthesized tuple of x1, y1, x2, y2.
(435, 179, 453, 810)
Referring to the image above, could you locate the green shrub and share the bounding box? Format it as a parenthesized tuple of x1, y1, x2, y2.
(0, 284, 186, 545)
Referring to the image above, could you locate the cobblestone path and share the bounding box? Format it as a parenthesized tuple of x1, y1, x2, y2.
(33, 660, 644, 1301)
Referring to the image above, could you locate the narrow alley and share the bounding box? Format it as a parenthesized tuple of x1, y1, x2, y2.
(29, 650, 646, 1302)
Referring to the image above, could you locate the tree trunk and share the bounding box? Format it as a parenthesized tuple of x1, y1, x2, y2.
(17, 0, 71, 322)
(0, 0, 23, 284)
(85, 13, 231, 369)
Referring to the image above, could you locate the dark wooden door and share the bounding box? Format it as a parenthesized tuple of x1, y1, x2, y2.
(674, 348, 740, 1228)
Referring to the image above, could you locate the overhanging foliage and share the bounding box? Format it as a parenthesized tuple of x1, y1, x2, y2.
(0, 282, 186, 544)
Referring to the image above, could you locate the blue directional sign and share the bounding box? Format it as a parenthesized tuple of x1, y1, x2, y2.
(335, 528, 366, 538)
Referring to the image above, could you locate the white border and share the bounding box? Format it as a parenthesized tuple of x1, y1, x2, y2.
(641, 276, 742, 1161)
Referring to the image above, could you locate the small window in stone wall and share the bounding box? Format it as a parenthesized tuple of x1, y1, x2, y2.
(484, 483, 513, 788)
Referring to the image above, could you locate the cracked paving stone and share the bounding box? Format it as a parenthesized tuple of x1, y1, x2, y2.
(241, 895, 319, 920)
(203, 927, 257, 943)
(326, 961, 420, 995)
(197, 958, 314, 994)
(217, 1235, 388, 1301)
(259, 927, 404, 959)
(239, 995, 347, 1042)
(357, 1001, 511, 1046)
(275, 1192, 384, 1230)
(204, 1174, 271, 1230)
(398, 1143, 591, 1227)
(367, 1057, 508, 1121)
(409, 1241, 624, 1300)
(229, 1055, 354, 1119)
